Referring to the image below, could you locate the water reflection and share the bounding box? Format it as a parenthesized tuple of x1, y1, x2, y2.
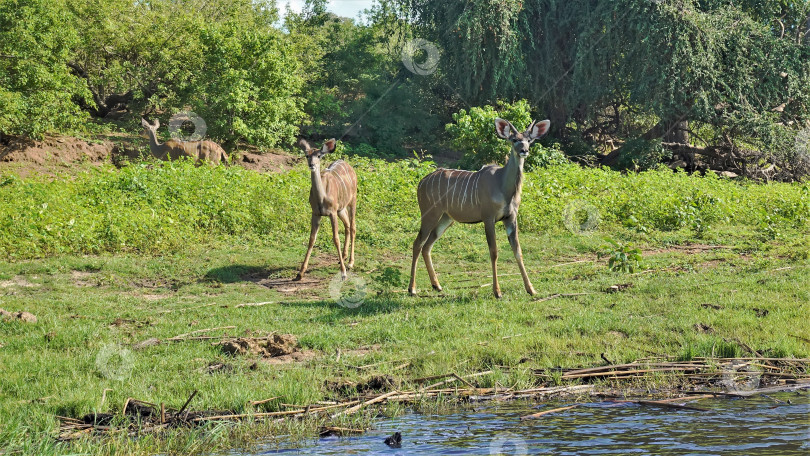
(255, 392, 809, 455)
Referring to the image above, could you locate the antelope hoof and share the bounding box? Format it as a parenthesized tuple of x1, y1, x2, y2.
(526, 286, 537, 296)
(347, 262, 354, 269)
(493, 290, 503, 299)
(408, 287, 418, 296)
(293, 273, 304, 282)
(432, 284, 443, 292)
(341, 272, 347, 281)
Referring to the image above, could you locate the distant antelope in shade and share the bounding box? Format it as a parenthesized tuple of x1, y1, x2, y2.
(295, 139, 357, 281)
(408, 118, 551, 298)
(140, 118, 228, 165)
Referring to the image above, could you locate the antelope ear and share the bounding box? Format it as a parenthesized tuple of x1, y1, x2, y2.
(152, 119, 160, 129)
(297, 138, 312, 153)
(528, 120, 550, 140)
(321, 139, 336, 155)
(141, 118, 150, 128)
(494, 118, 512, 139)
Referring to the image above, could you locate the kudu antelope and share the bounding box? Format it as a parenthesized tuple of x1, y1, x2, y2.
(408, 118, 550, 298)
(140, 118, 229, 165)
(295, 139, 357, 281)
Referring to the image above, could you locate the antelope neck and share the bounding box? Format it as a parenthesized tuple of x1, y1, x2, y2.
(502, 148, 524, 198)
(310, 165, 327, 201)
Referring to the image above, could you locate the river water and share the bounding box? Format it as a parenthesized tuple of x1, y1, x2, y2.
(254, 392, 809, 455)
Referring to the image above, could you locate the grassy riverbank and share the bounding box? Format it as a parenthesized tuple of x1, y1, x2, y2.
(1, 160, 809, 454)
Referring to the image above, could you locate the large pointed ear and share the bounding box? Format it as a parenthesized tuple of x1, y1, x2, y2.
(141, 118, 150, 128)
(297, 138, 312, 153)
(152, 119, 160, 129)
(494, 118, 513, 139)
(321, 139, 336, 155)
(527, 120, 550, 140)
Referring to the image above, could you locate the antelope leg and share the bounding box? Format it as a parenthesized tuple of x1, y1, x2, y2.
(329, 213, 347, 280)
(337, 208, 351, 266)
(296, 214, 321, 281)
(504, 216, 536, 296)
(408, 211, 440, 295)
(422, 214, 453, 292)
(348, 199, 357, 269)
(484, 219, 501, 298)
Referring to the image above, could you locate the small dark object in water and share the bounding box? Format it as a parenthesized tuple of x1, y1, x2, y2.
(384, 431, 402, 448)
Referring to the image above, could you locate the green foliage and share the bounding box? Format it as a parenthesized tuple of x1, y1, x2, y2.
(1, 0, 306, 147)
(599, 239, 642, 273)
(393, 0, 810, 173)
(3, 160, 810, 259)
(191, 20, 305, 147)
(0, 0, 89, 137)
(445, 100, 566, 170)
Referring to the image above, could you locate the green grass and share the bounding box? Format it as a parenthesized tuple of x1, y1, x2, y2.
(1, 159, 809, 454)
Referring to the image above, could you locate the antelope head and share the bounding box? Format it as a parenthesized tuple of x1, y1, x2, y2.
(140, 118, 159, 139)
(299, 138, 337, 171)
(494, 118, 551, 157)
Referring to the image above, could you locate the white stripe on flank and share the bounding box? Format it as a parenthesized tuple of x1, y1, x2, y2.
(461, 172, 472, 207)
(333, 170, 347, 200)
(427, 172, 438, 206)
(447, 171, 458, 209)
(473, 171, 481, 207)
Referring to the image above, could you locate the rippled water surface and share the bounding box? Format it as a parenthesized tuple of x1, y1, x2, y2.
(252, 392, 809, 455)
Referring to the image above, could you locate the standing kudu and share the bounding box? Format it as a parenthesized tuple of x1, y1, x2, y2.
(295, 139, 357, 281)
(408, 118, 550, 298)
(141, 118, 229, 165)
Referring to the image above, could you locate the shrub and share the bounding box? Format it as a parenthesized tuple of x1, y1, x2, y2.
(446, 100, 566, 170)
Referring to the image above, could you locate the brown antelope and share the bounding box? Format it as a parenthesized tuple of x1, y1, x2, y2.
(295, 139, 357, 281)
(140, 118, 228, 165)
(408, 118, 550, 298)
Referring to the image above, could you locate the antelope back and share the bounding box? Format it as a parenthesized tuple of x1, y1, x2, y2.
(417, 168, 483, 214)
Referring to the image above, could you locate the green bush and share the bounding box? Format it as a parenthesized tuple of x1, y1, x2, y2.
(446, 100, 567, 170)
(2, 160, 809, 259)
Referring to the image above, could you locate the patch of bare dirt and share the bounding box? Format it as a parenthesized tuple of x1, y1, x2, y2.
(694, 323, 714, 334)
(648, 244, 731, 256)
(1, 134, 303, 176)
(325, 374, 399, 396)
(0, 308, 37, 323)
(220, 334, 318, 365)
(0, 276, 37, 288)
(237, 148, 298, 173)
(254, 275, 322, 295)
(70, 270, 98, 287)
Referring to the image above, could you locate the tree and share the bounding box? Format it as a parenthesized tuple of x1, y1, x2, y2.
(392, 0, 810, 175)
(0, 0, 88, 138)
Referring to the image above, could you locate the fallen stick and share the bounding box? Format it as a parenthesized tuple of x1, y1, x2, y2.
(193, 409, 307, 422)
(332, 390, 399, 418)
(561, 367, 701, 379)
(249, 396, 280, 406)
(520, 404, 580, 420)
(177, 390, 198, 418)
(534, 293, 590, 303)
(166, 326, 236, 341)
(235, 301, 276, 308)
